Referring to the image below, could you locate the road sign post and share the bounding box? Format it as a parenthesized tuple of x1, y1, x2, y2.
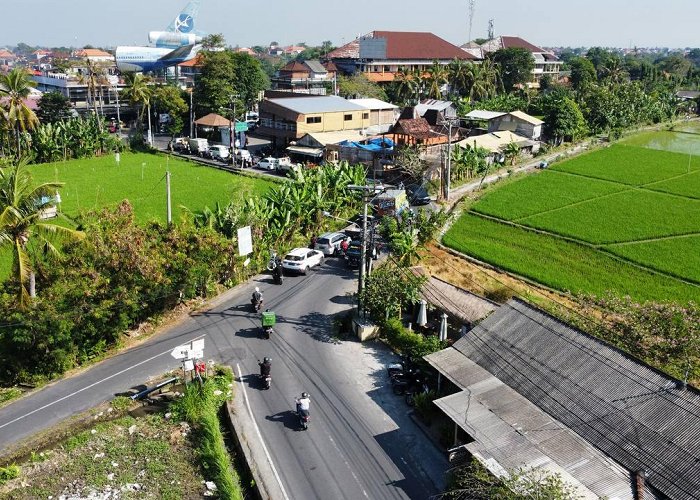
(171, 339, 205, 384)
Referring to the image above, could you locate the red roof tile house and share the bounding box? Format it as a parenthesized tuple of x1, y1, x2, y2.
(328, 31, 476, 83)
(465, 36, 561, 88)
(0, 49, 16, 67)
(271, 60, 336, 95)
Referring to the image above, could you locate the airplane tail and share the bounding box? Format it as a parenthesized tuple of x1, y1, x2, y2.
(166, 0, 201, 34)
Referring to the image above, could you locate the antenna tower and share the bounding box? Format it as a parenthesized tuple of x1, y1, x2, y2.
(488, 19, 494, 40)
(468, 0, 476, 42)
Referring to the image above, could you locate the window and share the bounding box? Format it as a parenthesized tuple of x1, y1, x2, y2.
(306, 116, 321, 124)
(362, 113, 369, 120)
(344, 114, 352, 121)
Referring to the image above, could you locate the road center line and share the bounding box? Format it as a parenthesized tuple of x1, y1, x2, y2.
(0, 334, 207, 431)
(236, 363, 290, 500)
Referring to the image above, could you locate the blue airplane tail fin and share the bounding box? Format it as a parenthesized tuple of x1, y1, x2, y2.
(166, 0, 201, 34)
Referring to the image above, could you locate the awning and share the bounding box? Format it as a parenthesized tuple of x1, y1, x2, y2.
(286, 146, 324, 157)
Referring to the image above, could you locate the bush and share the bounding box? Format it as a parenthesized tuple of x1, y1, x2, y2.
(382, 318, 445, 358)
(0, 464, 20, 485)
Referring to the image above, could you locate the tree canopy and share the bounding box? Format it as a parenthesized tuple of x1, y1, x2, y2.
(492, 48, 535, 91)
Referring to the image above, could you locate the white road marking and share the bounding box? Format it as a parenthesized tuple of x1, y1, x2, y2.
(327, 435, 371, 499)
(0, 334, 207, 430)
(236, 363, 290, 500)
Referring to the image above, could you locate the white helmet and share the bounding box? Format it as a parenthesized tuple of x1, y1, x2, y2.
(255, 287, 260, 292)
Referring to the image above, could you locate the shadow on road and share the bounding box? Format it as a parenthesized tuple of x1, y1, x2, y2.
(239, 373, 269, 391)
(235, 326, 264, 339)
(266, 410, 300, 430)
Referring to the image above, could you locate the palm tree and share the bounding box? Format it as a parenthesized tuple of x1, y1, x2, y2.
(393, 67, 419, 105)
(0, 161, 84, 306)
(448, 59, 475, 97)
(469, 59, 500, 101)
(601, 58, 628, 84)
(424, 60, 449, 99)
(122, 72, 153, 144)
(0, 68, 40, 155)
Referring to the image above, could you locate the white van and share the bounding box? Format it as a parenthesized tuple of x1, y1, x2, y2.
(209, 145, 230, 162)
(236, 149, 252, 163)
(188, 138, 209, 155)
(258, 157, 279, 171)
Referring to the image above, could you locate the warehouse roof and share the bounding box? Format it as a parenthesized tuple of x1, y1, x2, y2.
(267, 95, 367, 114)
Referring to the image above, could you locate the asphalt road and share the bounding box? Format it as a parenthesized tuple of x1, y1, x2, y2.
(0, 257, 446, 499)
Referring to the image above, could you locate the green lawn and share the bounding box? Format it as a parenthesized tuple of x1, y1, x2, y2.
(472, 170, 626, 221)
(444, 138, 700, 304)
(551, 144, 700, 185)
(443, 214, 700, 304)
(520, 189, 700, 244)
(29, 152, 276, 223)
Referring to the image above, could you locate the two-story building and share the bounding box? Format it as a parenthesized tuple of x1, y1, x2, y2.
(328, 31, 476, 83)
(271, 59, 337, 95)
(465, 36, 561, 88)
(258, 94, 372, 148)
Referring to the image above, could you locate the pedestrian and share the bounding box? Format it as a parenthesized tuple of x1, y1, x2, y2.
(340, 238, 349, 255)
(310, 235, 318, 249)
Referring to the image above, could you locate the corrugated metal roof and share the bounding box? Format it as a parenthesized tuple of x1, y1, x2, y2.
(456, 131, 533, 153)
(428, 354, 635, 500)
(509, 110, 544, 125)
(267, 96, 368, 115)
(451, 299, 700, 500)
(465, 110, 506, 120)
(305, 60, 327, 74)
(348, 98, 398, 110)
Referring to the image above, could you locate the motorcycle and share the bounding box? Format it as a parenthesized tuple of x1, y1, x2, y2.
(261, 373, 272, 390)
(392, 371, 423, 396)
(387, 355, 414, 378)
(251, 297, 263, 312)
(296, 406, 310, 430)
(405, 382, 430, 406)
(262, 325, 273, 339)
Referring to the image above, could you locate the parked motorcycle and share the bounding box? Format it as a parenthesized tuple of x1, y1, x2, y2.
(392, 371, 423, 396)
(387, 355, 414, 378)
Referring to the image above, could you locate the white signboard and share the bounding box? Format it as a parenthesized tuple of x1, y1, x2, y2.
(237, 226, 253, 256)
(184, 359, 195, 372)
(171, 339, 205, 360)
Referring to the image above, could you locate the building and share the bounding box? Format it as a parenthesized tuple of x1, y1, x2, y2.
(426, 299, 700, 500)
(465, 109, 543, 141)
(271, 60, 337, 95)
(73, 48, 114, 63)
(347, 98, 399, 134)
(328, 31, 476, 83)
(465, 36, 561, 88)
(0, 49, 16, 68)
(414, 99, 458, 126)
(258, 94, 372, 147)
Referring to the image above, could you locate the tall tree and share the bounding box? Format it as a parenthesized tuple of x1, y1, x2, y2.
(0, 68, 40, 155)
(337, 74, 387, 100)
(0, 161, 84, 306)
(492, 48, 534, 91)
(542, 96, 588, 145)
(569, 56, 597, 90)
(121, 72, 152, 121)
(37, 90, 72, 124)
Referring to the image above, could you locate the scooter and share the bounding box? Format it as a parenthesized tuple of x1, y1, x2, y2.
(297, 406, 310, 430)
(262, 325, 273, 339)
(387, 355, 414, 378)
(273, 266, 284, 285)
(251, 297, 263, 312)
(261, 374, 272, 390)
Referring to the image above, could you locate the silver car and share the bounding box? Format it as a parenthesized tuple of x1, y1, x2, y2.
(315, 232, 349, 256)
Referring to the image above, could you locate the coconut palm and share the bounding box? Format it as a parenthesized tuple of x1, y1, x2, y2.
(0, 161, 84, 306)
(424, 60, 449, 99)
(469, 59, 500, 101)
(393, 67, 420, 105)
(122, 72, 154, 144)
(600, 57, 628, 84)
(0, 68, 40, 155)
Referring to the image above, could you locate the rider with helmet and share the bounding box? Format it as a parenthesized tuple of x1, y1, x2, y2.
(252, 286, 263, 304)
(296, 392, 311, 414)
(259, 357, 272, 377)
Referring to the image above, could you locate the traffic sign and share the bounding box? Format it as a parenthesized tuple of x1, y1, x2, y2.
(171, 339, 205, 360)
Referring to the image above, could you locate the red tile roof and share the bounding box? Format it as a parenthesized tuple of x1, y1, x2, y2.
(374, 31, 474, 60)
(0, 49, 15, 59)
(280, 60, 308, 72)
(499, 36, 545, 53)
(328, 31, 474, 61)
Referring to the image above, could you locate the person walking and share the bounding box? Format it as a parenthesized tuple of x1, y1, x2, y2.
(310, 234, 318, 249)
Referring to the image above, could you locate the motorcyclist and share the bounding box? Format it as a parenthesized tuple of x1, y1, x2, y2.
(258, 357, 271, 377)
(296, 392, 311, 414)
(252, 287, 263, 307)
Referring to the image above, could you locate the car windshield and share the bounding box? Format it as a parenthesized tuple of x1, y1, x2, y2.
(317, 238, 331, 245)
(285, 254, 303, 262)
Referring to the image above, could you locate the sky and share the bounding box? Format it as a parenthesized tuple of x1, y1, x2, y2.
(1, 0, 698, 50)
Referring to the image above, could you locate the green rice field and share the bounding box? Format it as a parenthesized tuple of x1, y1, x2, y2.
(29, 152, 276, 223)
(445, 140, 700, 304)
(1, 152, 276, 280)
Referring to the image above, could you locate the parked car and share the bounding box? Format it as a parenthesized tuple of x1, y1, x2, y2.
(281, 248, 324, 275)
(315, 232, 350, 256)
(209, 145, 230, 162)
(235, 149, 252, 165)
(276, 157, 301, 174)
(188, 138, 209, 156)
(344, 240, 377, 268)
(406, 184, 431, 205)
(258, 157, 279, 171)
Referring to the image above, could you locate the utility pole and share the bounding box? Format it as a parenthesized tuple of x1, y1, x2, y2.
(165, 170, 172, 225)
(441, 117, 459, 201)
(114, 85, 121, 134)
(147, 102, 153, 147)
(189, 89, 194, 138)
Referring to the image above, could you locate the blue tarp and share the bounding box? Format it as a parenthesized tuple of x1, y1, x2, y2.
(338, 137, 394, 152)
